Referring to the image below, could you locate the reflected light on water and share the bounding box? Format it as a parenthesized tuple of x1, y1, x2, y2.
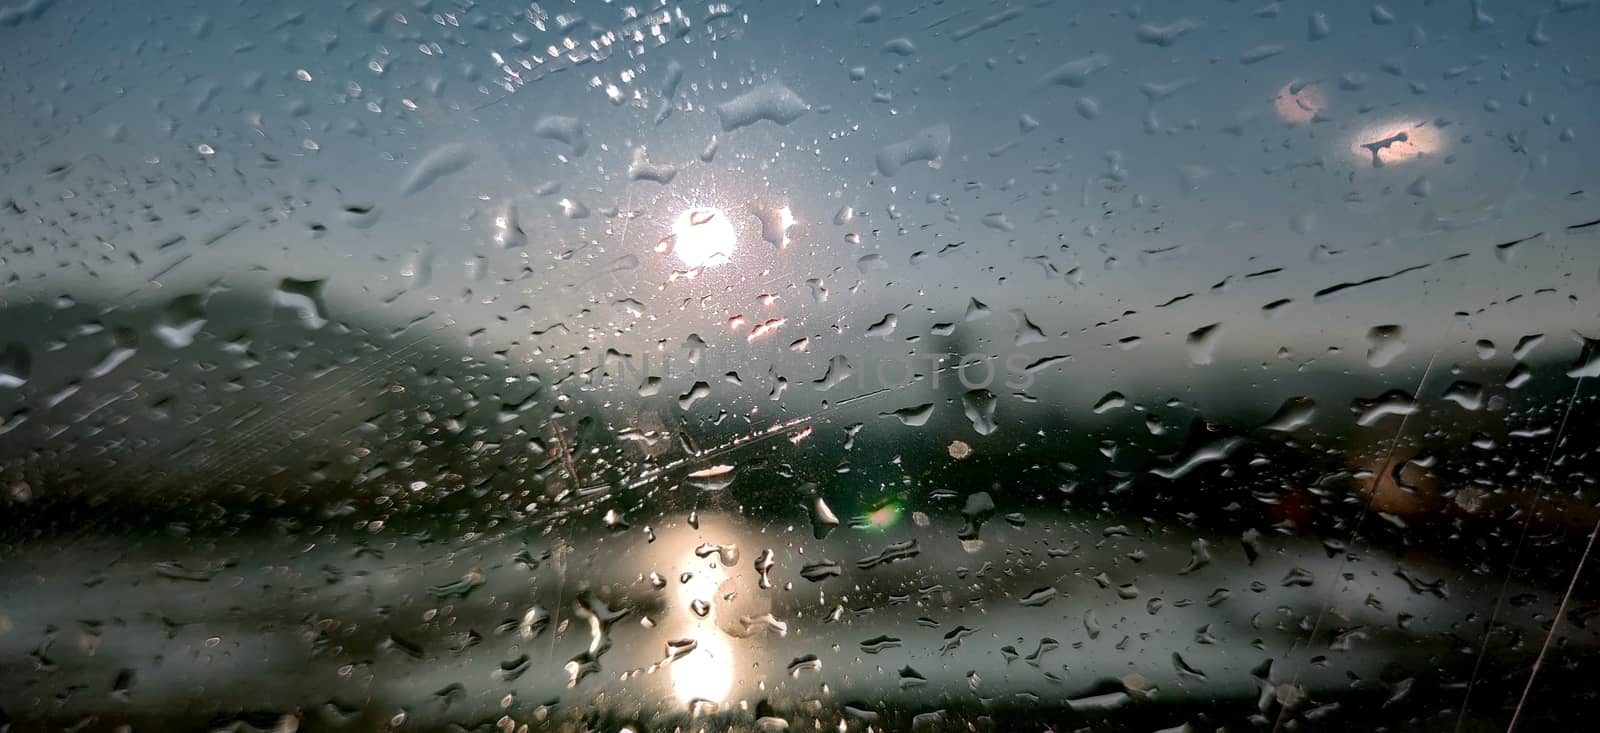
(1351, 119, 1444, 167)
(660, 207, 736, 269)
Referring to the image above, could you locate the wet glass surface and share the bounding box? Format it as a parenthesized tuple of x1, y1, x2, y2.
(3, 0, 1600, 730)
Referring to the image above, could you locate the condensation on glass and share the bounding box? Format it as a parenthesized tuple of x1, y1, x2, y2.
(2, 0, 1599, 730)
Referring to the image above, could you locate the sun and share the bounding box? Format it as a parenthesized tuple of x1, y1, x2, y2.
(658, 207, 737, 269)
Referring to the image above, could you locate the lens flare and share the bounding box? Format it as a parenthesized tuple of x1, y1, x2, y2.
(1273, 80, 1325, 124)
(857, 500, 903, 531)
(1350, 119, 1444, 167)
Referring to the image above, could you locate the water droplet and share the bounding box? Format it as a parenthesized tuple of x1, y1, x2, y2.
(881, 402, 934, 426)
(1186, 323, 1222, 365)
(1093, 391, 1127, 414)
(273, 278, 329, 329)
(534, 115, 588, 158)
(694, 542, 739, 565)
(961, 390, 998, 435)
(810, 497, 840, 539)
(1020, 586, 1058, 607)
(786, 654, 822, 676)
(716, 81, 810, 131)
(0, 342, 31, 388)
(876, 124, 951, 176)
(800, 560, 842, 582)
(1366, 325, 1407, 367)
(400, 143, 474, 195)
(152, 294, 207, 348)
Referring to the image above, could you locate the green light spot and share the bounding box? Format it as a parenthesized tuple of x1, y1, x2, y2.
(863, 501, 902, 531)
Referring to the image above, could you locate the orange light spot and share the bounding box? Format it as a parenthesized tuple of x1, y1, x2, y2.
(1273, 81, 1325, 124)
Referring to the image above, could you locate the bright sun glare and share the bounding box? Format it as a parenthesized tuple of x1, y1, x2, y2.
(670, 634, 735, 708)
(662, 207, 737, 269)
(670, 562, 734, 708)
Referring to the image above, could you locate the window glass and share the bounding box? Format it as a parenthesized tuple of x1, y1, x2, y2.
(3, 1, 1599, 729)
